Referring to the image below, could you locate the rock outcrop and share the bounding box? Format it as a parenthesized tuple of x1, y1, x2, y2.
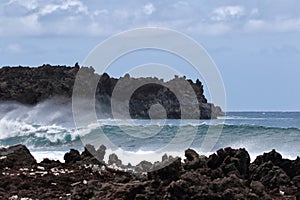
(0, 144, 36, 169)
(0, 65, 224, 119)
(0, 144, 299, 199)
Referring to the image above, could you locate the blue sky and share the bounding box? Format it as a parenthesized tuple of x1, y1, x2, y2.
(0, 0, 300, 111)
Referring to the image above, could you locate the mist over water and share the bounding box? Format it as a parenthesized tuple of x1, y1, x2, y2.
(0, 99, 299, 164)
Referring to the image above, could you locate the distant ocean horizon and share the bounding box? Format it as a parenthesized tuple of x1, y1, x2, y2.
(0, 100, 299, 165)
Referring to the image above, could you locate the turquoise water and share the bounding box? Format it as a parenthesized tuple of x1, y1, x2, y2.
(0, 101, 299, 162)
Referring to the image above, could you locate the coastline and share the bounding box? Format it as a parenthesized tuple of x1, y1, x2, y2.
(0, 144, 299, 199)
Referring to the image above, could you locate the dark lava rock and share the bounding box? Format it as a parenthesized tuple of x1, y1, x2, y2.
(183, 148, 207, 170)
(252, 149, 300, 178)
(250, 150, 300, 197)
(40, 158, 62, 169)
(207, 147, 250, 178)
(64, 149, 81, 164)
(95, 145, 106, 161)
(0, 65, 224, 119)
(0, 145, 298, 199)
(136, 160, 153, 173)
(80, 144, 105, 165)
(148, 157, 182, 183)
(108, 153, 122, 167)
(0, 144, 36, 169)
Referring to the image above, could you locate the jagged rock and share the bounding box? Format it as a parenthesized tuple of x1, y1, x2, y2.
(108, 153, 122, 167)
(148, 158, 182, 183)
(250, 161, 291, 189)
(64, 149, 81, 164)
(280, 157, 300, 178)
(136, 161, 153, 172)
(95, 145, 106, 161)
(183, 148, 207, 170)
(81, 144, 96, 158)
(80, 144, 105, 165)
(252, 150, 300, 178)
(250, 181, 265, 195)
(0, 65, 224, 119)
(293, 175, 300, 188)
(0, 145, 298, 199)
(253, 149, 283, 166)
(40, 158, 61, 169)
(0, 144, 36, 169)
(207, 147, 250, 178)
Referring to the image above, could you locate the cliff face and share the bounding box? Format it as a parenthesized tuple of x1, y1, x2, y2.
(0, 64, 224, 119)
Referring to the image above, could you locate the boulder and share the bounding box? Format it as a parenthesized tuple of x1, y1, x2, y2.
(64, 149, 81, 164)
(108, 153, 122, 167)
(136, 161, 153, 172)
(207, 147, 250, 178)
(95, 144, 106, 161)
(0, 144, 36, 169)
(183, 148, 207, 170)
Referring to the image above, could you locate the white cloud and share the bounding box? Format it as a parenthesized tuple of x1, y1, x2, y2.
(2, 1, 300, 37)
(244, 18, 300, 32)
(93, 9, 109, 16)
(6, 0, 38, 10)
(143, 3, 155, 15)
(39, 0, 88, 16)
(211, 6, 245, 21)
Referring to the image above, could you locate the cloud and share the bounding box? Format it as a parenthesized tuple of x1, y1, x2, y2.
(143, 3, 155, 15)
(1, 1, 300, 37)
(211, 6, 245, 21)
(244, 18, 300, 32)
(6, 0, 38, 10)
(39, 0, 88, 16)
(250, 8, 259, 17)
(186, 23, 231, 36)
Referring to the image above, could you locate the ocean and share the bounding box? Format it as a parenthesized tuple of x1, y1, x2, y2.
(0, 99, 299, 165)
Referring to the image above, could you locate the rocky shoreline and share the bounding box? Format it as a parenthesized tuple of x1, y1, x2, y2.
(0, 64, 224, 119)
(0, 144, 299, 199)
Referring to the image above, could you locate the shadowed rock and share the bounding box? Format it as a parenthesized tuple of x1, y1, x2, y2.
(0, 145, 298, 199)
(0, 65, 224, 119)
(108, 153, 122, 167)
(64, 149, 81, 164)
(0, 144, 36, 169)
(183, 148, 207, 170)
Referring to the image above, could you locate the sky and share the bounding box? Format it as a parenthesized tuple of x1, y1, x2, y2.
(0, 0, 300, 111)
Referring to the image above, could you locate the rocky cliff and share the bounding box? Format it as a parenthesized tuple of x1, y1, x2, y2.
(0, 64, 224, 119)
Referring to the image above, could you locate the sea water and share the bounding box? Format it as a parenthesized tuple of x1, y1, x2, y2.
(0, 99, 299, 165)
